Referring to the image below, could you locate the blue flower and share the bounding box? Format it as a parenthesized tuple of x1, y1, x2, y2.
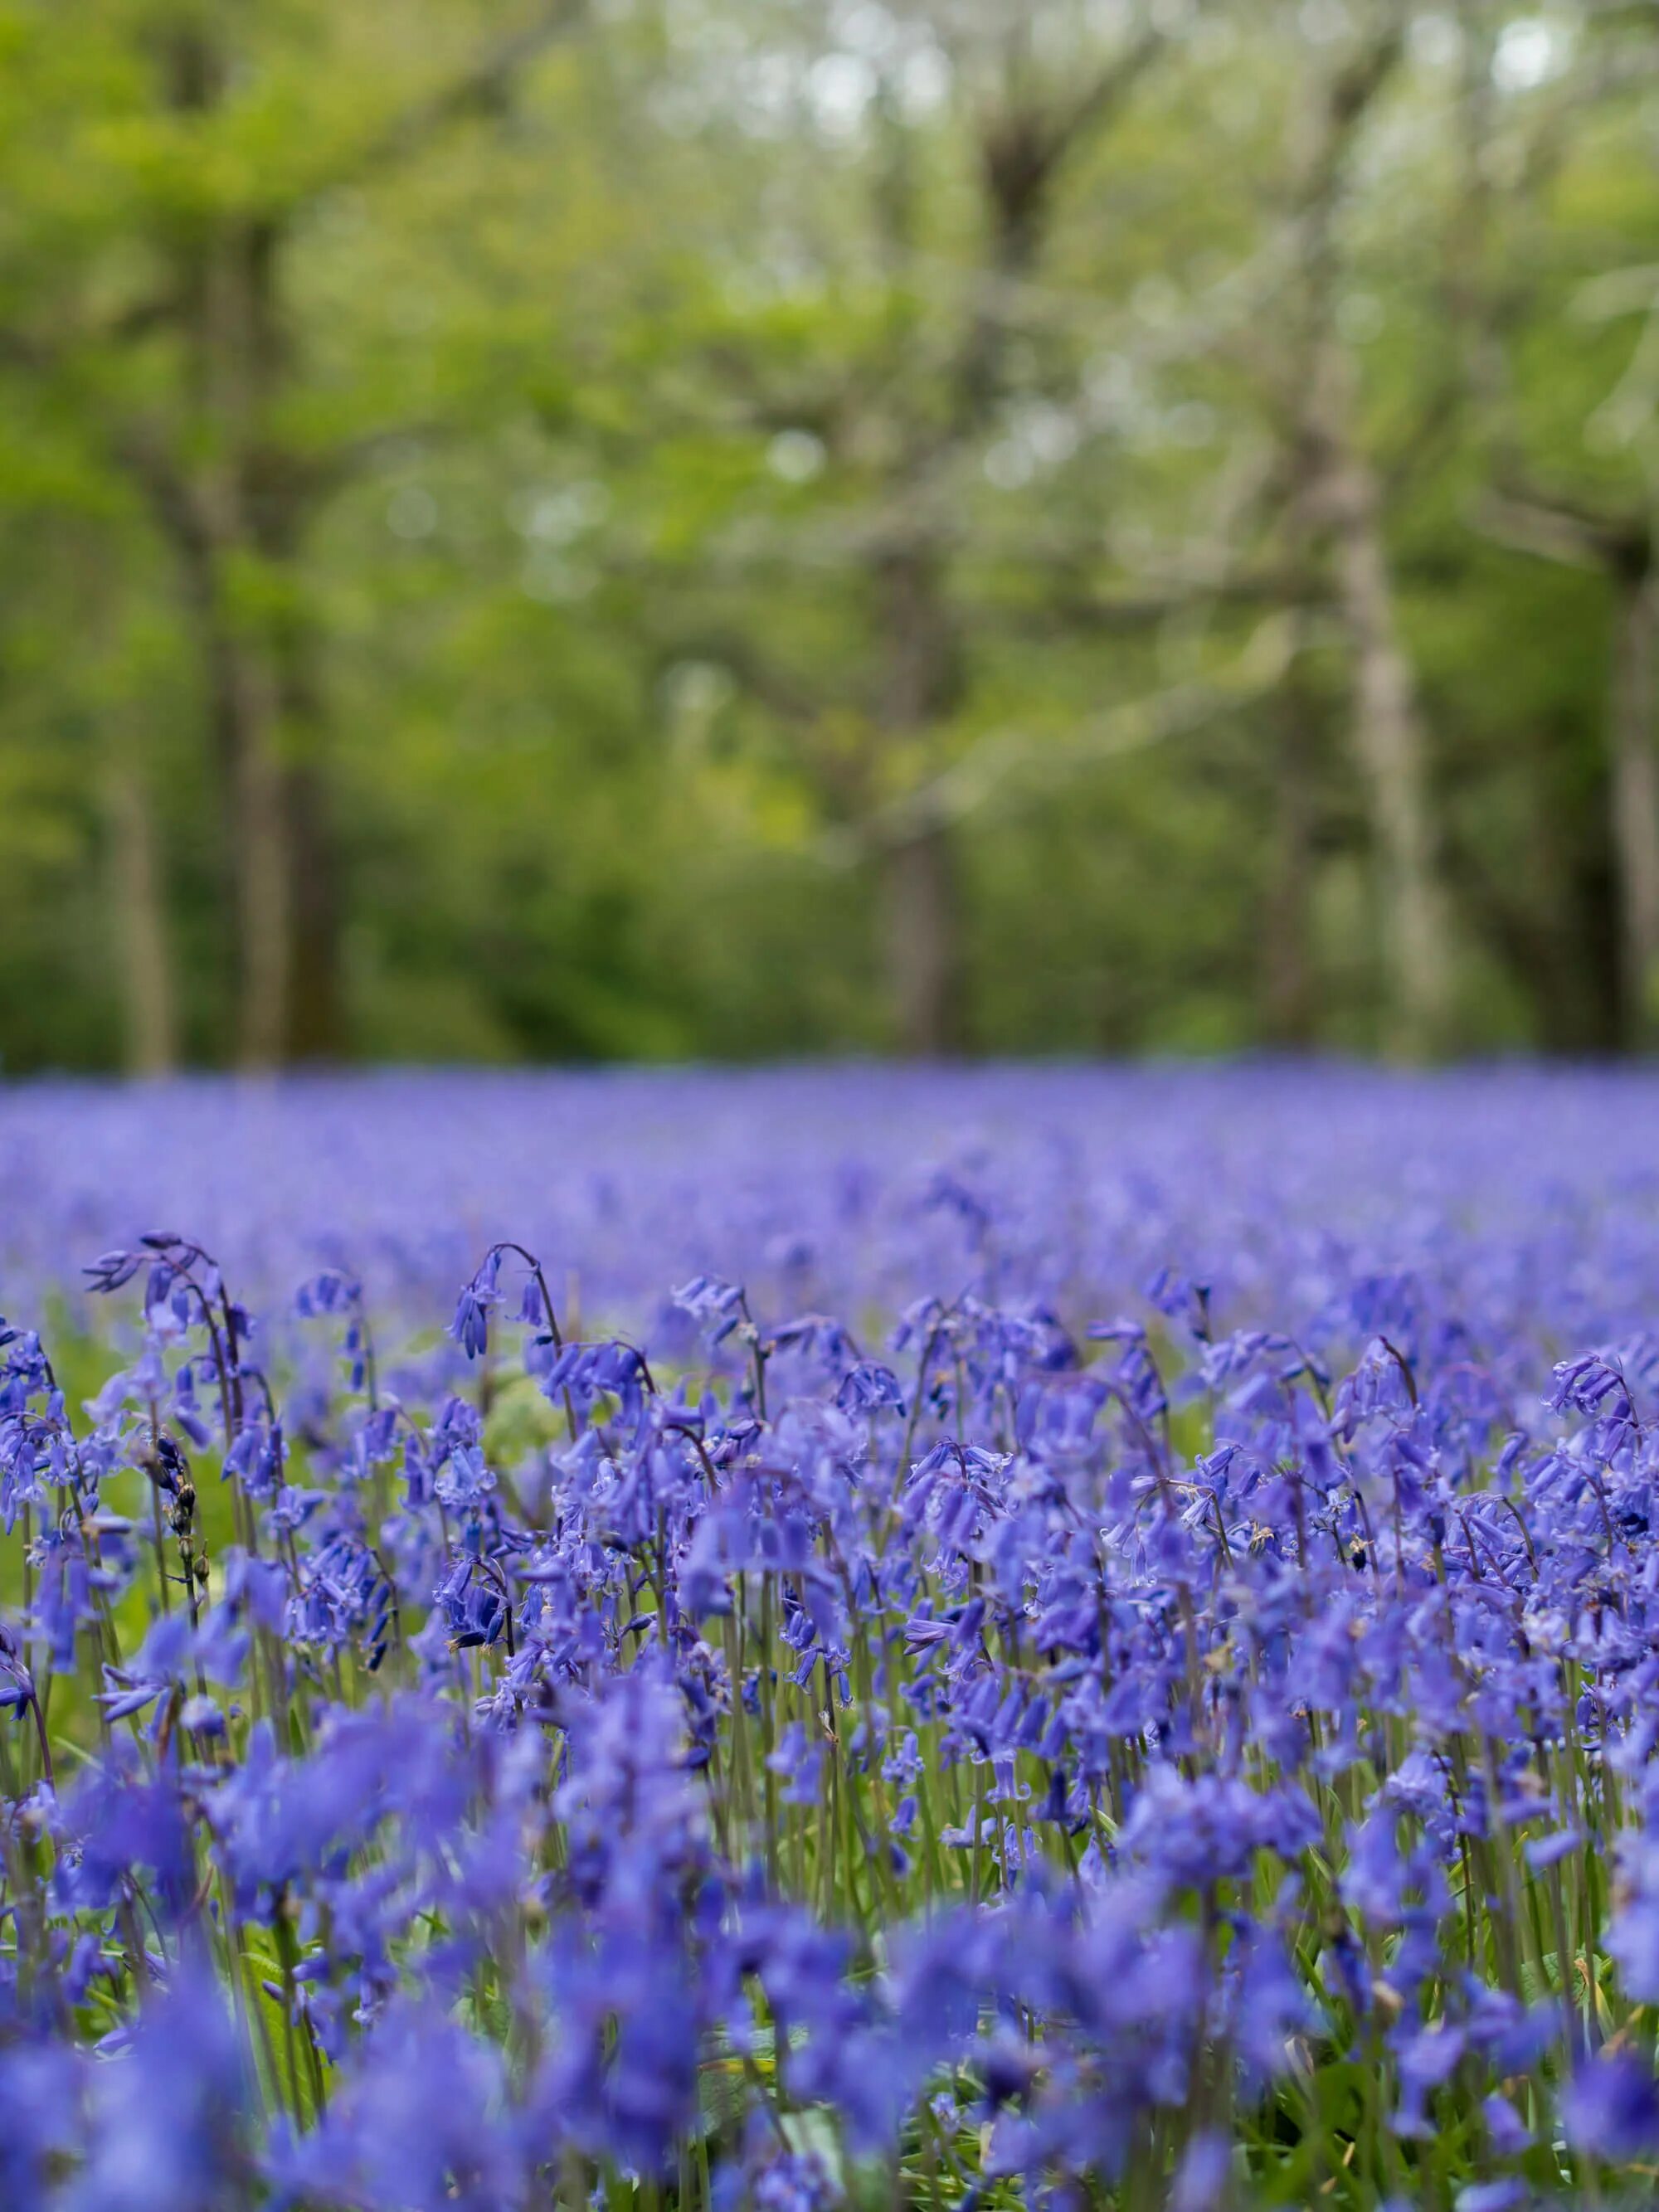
(1564, 2050, 1659, 2161)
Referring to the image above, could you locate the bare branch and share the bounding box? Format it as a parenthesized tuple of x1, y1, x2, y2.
(819, 614, 1299, 863)
(1043, 571, 1321, 633)
(1034, 27, 1164, 182)
(650, 628, 826, 729)
(110, 427, 212, 571)
(1472, 489, 1648, 575)
(338, 1, 586, 192)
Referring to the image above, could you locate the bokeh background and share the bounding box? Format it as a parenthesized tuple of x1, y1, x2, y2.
(2, 0, 1655, 1074)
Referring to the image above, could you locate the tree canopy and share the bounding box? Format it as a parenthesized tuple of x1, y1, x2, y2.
(2, 0, 1657, 1069)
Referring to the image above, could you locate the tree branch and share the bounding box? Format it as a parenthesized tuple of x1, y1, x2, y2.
(1045, 569, 1321, 633)
(1472, 487, 1648, 576)
(1035, 27, 1163, 182)
(818, 614, 1299, 863)
(651, 628, 826, 729)
(338, 0, 586, 193)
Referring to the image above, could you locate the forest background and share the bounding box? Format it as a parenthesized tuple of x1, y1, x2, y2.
(2, 0, 1656, 1073)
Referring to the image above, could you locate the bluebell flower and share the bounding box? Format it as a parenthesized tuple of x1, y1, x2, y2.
(1564, 2049, 1659, 2161)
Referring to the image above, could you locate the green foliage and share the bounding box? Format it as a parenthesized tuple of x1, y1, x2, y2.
(1, 1, 1657, 1068)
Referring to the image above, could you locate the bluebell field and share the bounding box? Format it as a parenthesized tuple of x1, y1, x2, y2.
(7, 1064, 1659, 2210)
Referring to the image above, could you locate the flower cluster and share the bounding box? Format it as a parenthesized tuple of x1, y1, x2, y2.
(3, 1070, 1659, 2208)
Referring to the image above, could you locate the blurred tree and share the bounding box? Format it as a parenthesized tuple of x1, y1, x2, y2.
(1290, 8, 1453, 1059)
(1, 0, 1657, 1071)
(1462, 2, 1659, 1044)
(0, 0, 583, 1067)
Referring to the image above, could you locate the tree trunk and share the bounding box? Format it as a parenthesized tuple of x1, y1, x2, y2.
(275, 622, 345, 1061)
(1278, 26, 1449, 1057)
(1309, 340, 1452, 1059)
(283, 756, 343, 1061)
(1262, 649, 1318, 1048)
(858, 47, 1164, 1061)
(156, 33, 296, 1068)
(148, 489, 292, 1072)
(873, 542, 966, 1053)
(197, 570, 292, 1073)
(229, 654, 291, 1071)
(1609, 563, 1659, 1046)
(104, 749, 178, 1076)
(881, 821, 963, 1058)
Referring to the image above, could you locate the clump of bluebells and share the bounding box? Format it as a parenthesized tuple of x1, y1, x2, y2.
(6, 1114, 1659, 2211)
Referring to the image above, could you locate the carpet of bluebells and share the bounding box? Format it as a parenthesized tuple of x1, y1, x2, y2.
(8, 1065, 1659, 2211)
